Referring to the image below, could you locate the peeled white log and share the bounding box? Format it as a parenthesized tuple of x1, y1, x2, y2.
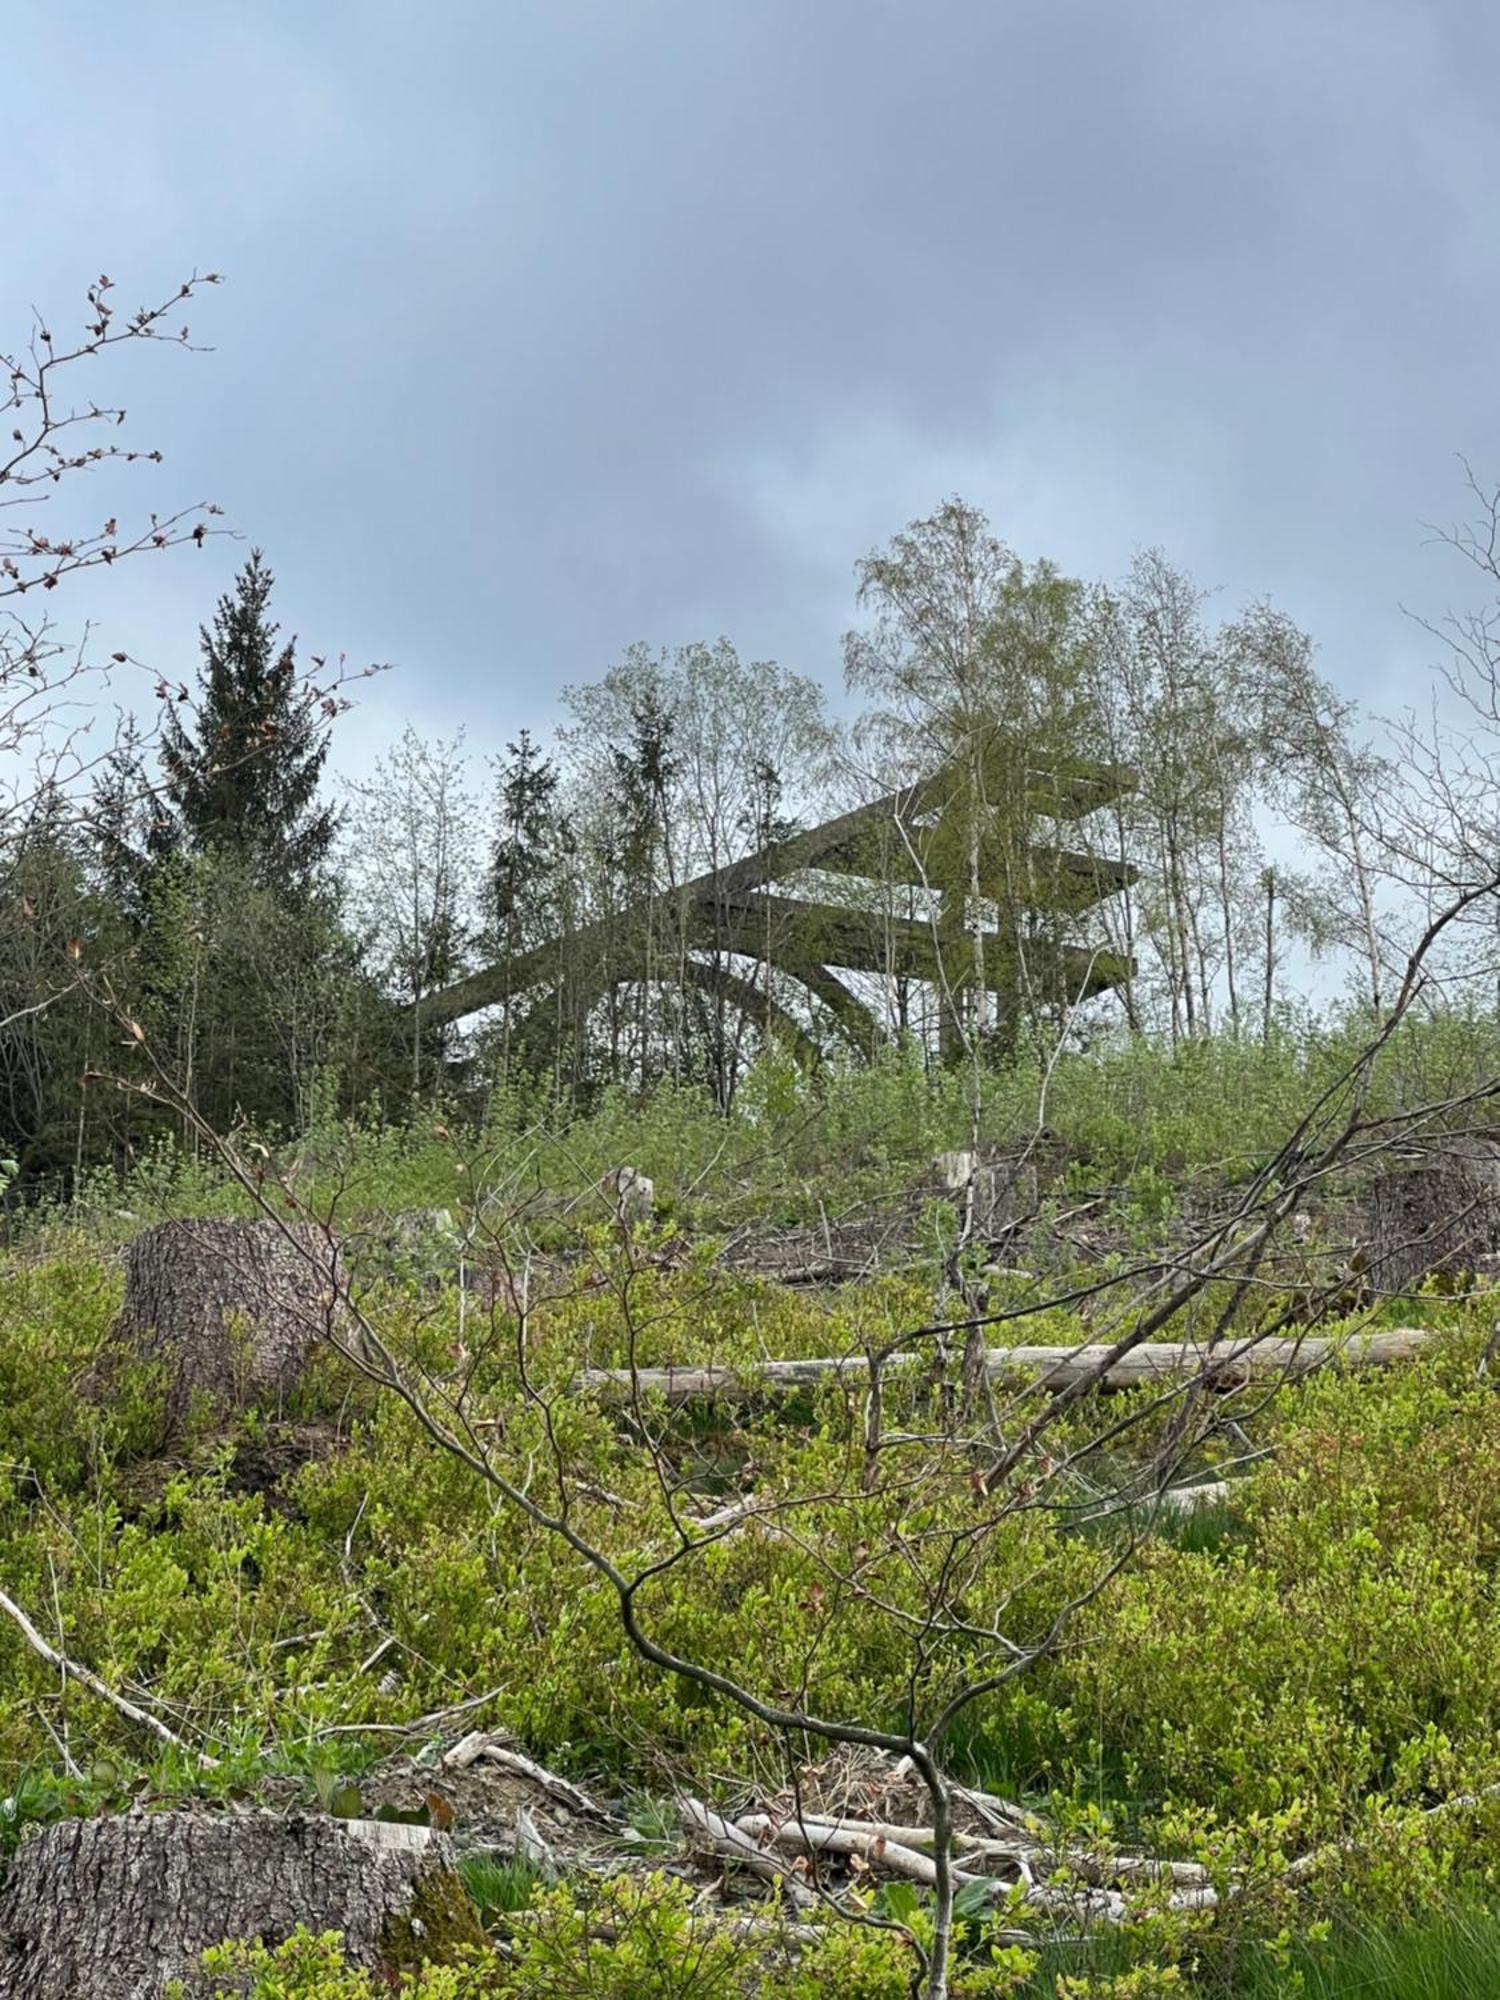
(1156, 1478, 1232, 1515)
(743, 1810, 1212, 1892)
(443, 1727, 500, 1770)
(582, 1329, 1437, 1404)
(679, 1799, 816, 1906)
(733, 1811, 1015, 1892)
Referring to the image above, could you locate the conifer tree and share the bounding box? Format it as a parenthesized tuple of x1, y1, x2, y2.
(159, 552, 336, 893)
(485, 729, 571, 1082)
(487, 729, 564, 959)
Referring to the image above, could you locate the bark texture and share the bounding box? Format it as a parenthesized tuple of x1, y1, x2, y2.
(0, 1809, 475, 1999)
(113, 1219, 340, 1439)
(1366, 1150, 1500, 1296)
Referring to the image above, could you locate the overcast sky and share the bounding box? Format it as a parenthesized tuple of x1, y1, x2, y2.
(8, 1, 1499, 778)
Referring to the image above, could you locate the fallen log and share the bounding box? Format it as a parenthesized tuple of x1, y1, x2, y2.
(747, 1808, 1210, 1888)
(733, 1809, 998, 1891)
(679, 1799, 817, 1907)
(582, 1328, 1439, 1404)
(1156, 1477, 1232, 1516)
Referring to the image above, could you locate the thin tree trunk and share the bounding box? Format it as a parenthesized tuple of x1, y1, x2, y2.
(1217, 820, 1239, 1032)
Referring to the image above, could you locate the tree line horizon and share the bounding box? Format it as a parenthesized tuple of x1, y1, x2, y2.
(7, 284, 1500, 1194)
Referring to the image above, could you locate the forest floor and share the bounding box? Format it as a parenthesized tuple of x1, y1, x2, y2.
(9, 1032, 1500, 1993)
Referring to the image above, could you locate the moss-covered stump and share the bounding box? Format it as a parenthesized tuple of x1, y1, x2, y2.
(0, 1809, 484, 1998)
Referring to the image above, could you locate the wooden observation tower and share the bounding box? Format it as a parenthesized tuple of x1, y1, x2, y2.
(420, 748, 1135, 1061)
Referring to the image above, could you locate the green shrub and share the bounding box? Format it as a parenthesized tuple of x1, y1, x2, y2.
(21, 1023, 1500, 1989)
(179, 1926, 501, 1997)
(181, 1887, 1032, 2000)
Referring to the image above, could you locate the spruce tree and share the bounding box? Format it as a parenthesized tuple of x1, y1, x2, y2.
(159, 552, 336, 894)
(485, 730, 569, 1080)
(487, 729, 564, 958)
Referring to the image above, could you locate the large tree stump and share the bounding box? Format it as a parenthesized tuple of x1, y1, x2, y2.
(114, 1219, 342, 1440)
(1365, 1148, 1500, 1297)
(0, 1810, 483, 1999)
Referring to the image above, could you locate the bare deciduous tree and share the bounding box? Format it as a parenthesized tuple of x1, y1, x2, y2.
(0, 271, 225, 842)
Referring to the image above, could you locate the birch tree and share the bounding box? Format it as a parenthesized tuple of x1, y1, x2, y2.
(344, 727, 476, 1095)
(844, 498, 1102, 1062)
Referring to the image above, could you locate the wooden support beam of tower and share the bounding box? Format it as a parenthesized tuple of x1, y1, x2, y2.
(415, 748, 1137, 1046)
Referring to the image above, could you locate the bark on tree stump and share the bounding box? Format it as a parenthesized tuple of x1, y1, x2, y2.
(113, 1219, 342, 1440)
(1365, 1148, 1500, 1296)
(0, 1810, 482, 1999)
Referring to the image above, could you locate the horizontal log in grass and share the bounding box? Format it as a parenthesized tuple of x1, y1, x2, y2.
(581, 1328, 1438, 1404)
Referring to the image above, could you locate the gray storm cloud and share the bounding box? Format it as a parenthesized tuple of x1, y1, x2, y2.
(6, 0, 1496, 768)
